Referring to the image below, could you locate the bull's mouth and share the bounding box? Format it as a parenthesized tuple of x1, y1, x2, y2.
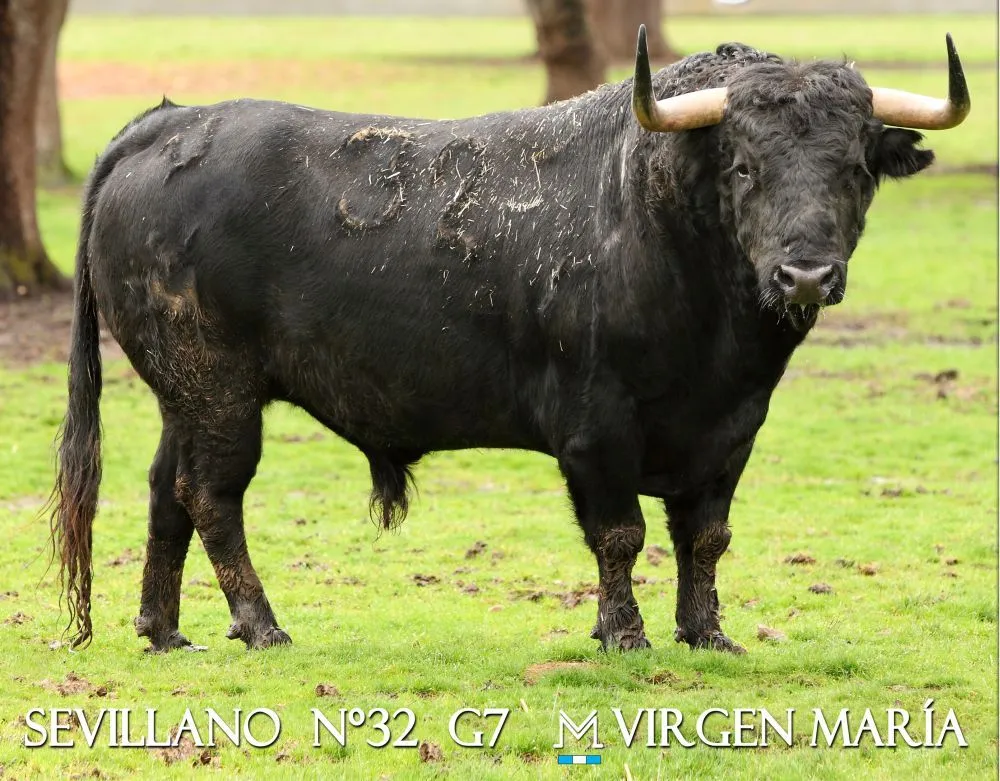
(784, 302, 821, 332)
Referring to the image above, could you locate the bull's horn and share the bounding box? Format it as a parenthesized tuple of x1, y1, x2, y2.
(632, 24, 727, 132)
(870, 34, 970, 130)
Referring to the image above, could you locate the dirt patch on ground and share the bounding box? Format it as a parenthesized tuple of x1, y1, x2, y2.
(38, 671, 102, 697)
(0, 291, 123, 368)
(930, 162, 999, 177)
(58, 55, 1000, 103)
(59, 59, 403, 101)
(809, 308, 992, 349)
(523, 661, 596, 685)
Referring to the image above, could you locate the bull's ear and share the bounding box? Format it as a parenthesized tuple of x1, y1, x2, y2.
(871, 128, 935, 180)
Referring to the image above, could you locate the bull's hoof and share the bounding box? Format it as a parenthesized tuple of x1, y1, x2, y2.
(227, 622, 292, 650)
(674, 627, 747, 655)
(604, 631, 652, 652)
(135, 615, 203, 653)
(593, 616, 652, 652)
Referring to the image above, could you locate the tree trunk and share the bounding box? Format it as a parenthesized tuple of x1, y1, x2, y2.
(526, 0, 605, 105)
(35, 0, 71, 186)
(0, 0, 66, 296)
(586, 0, 680, 65)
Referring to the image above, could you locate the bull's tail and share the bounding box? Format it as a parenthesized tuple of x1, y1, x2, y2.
(368, 452, 416, 532)
(47, 99, 181, 648)
(48, 164, 112, 649)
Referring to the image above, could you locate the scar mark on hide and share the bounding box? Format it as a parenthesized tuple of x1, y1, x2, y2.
(161, 116, 222, 183)
(335, 126, 413, 233)
(430, 137, 485, 262)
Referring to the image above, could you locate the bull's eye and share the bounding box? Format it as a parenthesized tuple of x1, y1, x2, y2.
(735, 163, 752, 179)
(843, 163, 872, 192)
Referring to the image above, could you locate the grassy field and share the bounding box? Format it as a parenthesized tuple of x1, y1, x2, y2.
(1, 13, 997, 780)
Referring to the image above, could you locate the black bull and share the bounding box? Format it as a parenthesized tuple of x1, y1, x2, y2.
(50, 32, 968, 652)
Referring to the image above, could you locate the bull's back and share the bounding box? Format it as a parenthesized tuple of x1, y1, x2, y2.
(88, 100, 562, 450)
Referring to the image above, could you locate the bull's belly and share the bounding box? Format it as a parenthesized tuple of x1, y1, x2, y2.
(264, 343, 541, 453)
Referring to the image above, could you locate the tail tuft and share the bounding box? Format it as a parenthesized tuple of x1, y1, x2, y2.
(46, 156, 110, 649)
(367, 454, 414, 531)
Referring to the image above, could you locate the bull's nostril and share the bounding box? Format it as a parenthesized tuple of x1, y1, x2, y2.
(819, 266, 836, 291)
(774, 267, 795, 292)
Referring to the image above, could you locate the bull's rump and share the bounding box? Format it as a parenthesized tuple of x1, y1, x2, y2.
(87, 99, 563, 451)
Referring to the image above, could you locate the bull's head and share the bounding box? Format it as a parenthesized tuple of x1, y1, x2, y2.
(632, 26, 970, 331)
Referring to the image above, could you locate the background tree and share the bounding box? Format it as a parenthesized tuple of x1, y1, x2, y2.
(35, 0, 71, 186)
(525, 0, 605, 104)
(0, 0, 68, 296)
(586, 0, 679, 64)
(526, 0, 680, 104)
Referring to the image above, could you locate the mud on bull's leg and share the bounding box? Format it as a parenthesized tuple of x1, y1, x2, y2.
(589, 523, 651, 651)
(196, 518, 289, 650)
(559, 416, 651, 651)
(135, 416, 202, 652)
(671, 521, 745, 654)
(184, 413, 291, 650)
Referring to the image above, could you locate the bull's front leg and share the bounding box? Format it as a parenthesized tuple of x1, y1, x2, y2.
(669, 517, 744, 653)
(664, 455, 749, 655)
(589, 519, 650, 651)
(559, 425, 650, 652)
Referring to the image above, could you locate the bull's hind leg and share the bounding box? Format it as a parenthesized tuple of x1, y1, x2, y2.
(559, 431, 650, 652)
(135, 408, 202, 652)
(181, 411, 290, 650)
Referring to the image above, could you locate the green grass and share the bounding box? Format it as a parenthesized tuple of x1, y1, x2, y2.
(2, 12, 997, 780)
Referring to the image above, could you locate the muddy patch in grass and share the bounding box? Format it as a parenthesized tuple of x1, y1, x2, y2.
(152, 727, 219, 766)
(645, 544, 670, 566)
(558, 584, 601, 609)
(523, 661, 596, 685)
(803, 309, 991, 349)
(0, 291, 124, 367)
(646, 669, 681, 685)
(418, 741, 444, 762)
(107, 548, 142, 567)
(37, 671, 111, 697)
(59, 59, 407, 101)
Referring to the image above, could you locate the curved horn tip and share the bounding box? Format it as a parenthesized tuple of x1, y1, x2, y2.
(945, 32, 971, 119)
(945, 32, 962, 71)
(632, 23, 658, 131)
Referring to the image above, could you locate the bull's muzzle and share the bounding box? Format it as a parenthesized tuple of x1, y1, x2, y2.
(771, 261, 844, 331)
(773, 263, 837, 306)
